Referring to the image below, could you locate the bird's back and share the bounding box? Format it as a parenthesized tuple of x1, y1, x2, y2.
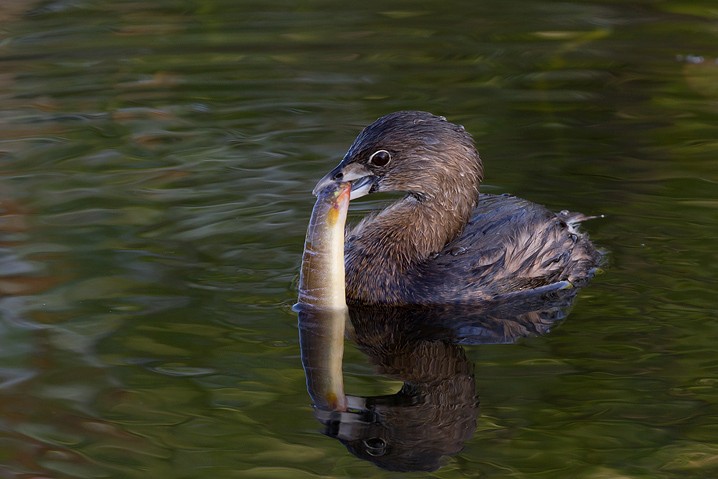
(410, 193, 602, 304)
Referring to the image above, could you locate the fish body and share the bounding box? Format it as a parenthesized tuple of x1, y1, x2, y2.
(298, 182, 351, 309)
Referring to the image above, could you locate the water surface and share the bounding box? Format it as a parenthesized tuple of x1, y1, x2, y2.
(0, 1, 717, 477)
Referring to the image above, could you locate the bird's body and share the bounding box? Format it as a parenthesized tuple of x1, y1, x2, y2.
(312, 111, 602, 306)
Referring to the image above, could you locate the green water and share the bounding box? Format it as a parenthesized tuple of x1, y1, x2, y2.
(0, 0, 716, 477)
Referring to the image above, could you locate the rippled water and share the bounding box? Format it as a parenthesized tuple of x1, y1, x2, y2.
(1, 1, 717, 477)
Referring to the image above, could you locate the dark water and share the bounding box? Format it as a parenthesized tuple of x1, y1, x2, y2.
(1, 0, 716, 477)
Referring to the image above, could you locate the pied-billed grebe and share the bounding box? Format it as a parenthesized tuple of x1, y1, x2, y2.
(313, 111, 602, 305)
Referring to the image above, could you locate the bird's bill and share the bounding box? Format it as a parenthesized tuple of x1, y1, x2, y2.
(312, 162, 375, 200)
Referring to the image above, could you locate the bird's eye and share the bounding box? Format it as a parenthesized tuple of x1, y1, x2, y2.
(368, 150, 391, 167)
(363, 437, 387, 456)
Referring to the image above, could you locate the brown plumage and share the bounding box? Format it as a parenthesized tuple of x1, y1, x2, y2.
(313, 111, 602, 305)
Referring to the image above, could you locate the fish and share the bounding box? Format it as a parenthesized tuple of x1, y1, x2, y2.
(296, 181, 351, 411)
(298, 182, 351, 309)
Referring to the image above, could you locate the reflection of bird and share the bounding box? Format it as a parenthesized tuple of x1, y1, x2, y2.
(310, 285, 578, 472)
(313, 111, 602, 305)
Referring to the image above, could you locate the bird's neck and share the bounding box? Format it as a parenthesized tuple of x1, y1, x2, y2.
(345, 187, 477, 304)
(384, 193, 475, 259)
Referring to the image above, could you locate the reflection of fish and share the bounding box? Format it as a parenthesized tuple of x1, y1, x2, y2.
(296, 182, 351, 411)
